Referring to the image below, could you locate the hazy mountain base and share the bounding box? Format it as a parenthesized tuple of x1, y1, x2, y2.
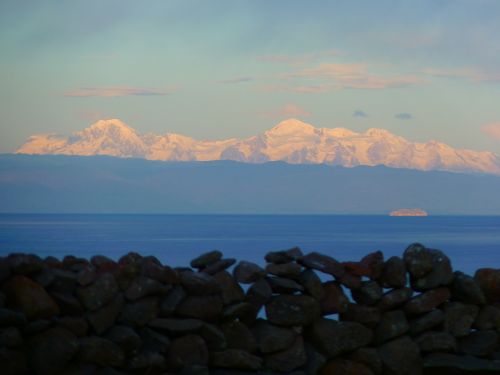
(1, 154, 500, 214)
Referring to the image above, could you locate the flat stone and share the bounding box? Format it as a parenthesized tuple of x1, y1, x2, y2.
(221, 320, 257, 353)
(50, 292, 83, 315)
(415, 331, 457, 353)
(378, 287, 412, 311)
(77, 273, 118, 311)
(374, 310, 409, 344)
(265, 247, 303, 264)
(87, 293, 124, 334)
(451, 271, 486, 304)
(404, 287, 450, 315)
(308, 318, 373, 359)
(176, 294, 223, 322)
(167, 334, 208, 370)
(340, 304, 381, 328)
(190, 250, 223, 269)
(409, 309, 444, 335)
(266, 262, 302, 278)
(298, 252, 345, 278)
(79, 336, 124, 367)
(474, 268, 500, 303)
(264, 336, 307, 373)
(29, 327, 79, 375)
(233, 261, 266, 284)
(253, 319, 297, 354)
(222, 302, 258, 325)
(380, 256, 407, 288)
(125, 276, 171, 300)
(443, 302, 479, 337)
(119, 297, 159, 327)
(459, 330, 499, 356)
(211, 349, 262, 371)
(474, 305, 500, 330)
(378, 336, 422, 375)
(320, 359, 374, 375)
(104, 325, 142, 355)
(423, 353, 500, 372)
(3, 275, 60, 320)
(352, 281, 383, 306)
(267, 276, 304, 294)
(320, 281, 349, 314)
(213, 271, 245, 305)
(180, 271, 220, 295)
(202, 258, 236, 275)
(148, 318, 203, 335)
(141, 261, 179, 284)
(299, 269, 324, 300)
(266, 294, 320, 326)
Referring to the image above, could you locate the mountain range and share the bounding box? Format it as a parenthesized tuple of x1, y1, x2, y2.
(16, 119, 500, 175)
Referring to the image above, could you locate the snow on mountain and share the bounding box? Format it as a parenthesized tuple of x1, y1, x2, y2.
(16, 118, 500, 174)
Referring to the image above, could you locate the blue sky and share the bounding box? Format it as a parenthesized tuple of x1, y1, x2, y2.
(1, 0, 500, 153)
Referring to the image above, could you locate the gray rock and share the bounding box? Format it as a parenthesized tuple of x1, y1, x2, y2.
(443, 302, 479, 337)
(253, 319, 297, 354)
(352, 281, 383, 306)
(415, 331, 457, 353)
(50, 292, 83, 315)
(176, 294, 223, 322)
(265, 247, 303, 264)
(200, 323, 226, 350)
(411, 249, 453, 291)
(380, 256, 407, 288)
(160, 285, 186, 316)
(451, 271, 486, 304)
(320, 359, 375, 375)
(423, 353, 500, 372)
(167, 334, 209, 370)
(119, 297, 159, 327)
(378, 336, 422, 375)
(141, 261, 179, 284)
(87, 293, 124, 334)
(211, 349, 262, 371)
(409, 309, 444, 336)
(299, 269, 324, 300)
(246, 279, 272, 307)
(266, 295, 320, 326)
(474, 305, 500, 330)
(7, 253, 44, 275)
(308, 318, 373, 358)
(77, 273, 119, 311)
(459, 330, 499, 356)
(320, 281, 349, 314)
(267, 276, 304, 294)
(104, 325, 142, 355)
(378, 287, 412, 311)
(374, 310, 409, 344)
(180, 271, 221, 295)
(340, 304, 381, 328)
(222, 302, 258, 325)
(266, 262, 302, 278)
(127, 351, 165, 371)
(202, 258, 236, 275)
(221, 320, 257, 353)
(403, 243, 434, 278)
(404, 287, 450, 315)
(303, 343, 327, 375)
(233, 261, 266, 284)
(213, 271, 245, 305)
(349, 347, 382, 375)
(264, 336, 307, 373)
(125, 276, 171, 300)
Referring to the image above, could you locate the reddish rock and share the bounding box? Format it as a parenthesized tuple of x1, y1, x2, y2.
(266, 262, 302, 278)
(190, 251, 222, 269)
(299, 269, 325, 300)
(404, 287, 450, 316)
(233, 261, 266, 284)
(213, 271, 245, 306)
(380, 256, 407, 288)
(202, 258, 236, 275)
(343, 251, 384, 279)
(338, 272, 363, 290)
(266, 295, 320, 326)
(320, 282, 349, 314)
(378, 287, 412, 311)
(265, 247, 303, 264)
(3, 275, 60, 320)
(141, 261, 179, 284)
(298, 252, 345, 278)
(474, 268, 500, 303)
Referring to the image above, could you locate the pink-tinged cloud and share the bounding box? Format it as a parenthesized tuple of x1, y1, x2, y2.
(260, 104, 312, 119)
(482, 123, 500, 140)
(257, 50, 342, 65)
(219, 77, 254, 84)
(424, 68, 500, 83)
(64, 86, 176, 97)
(280, 62, 421, 90)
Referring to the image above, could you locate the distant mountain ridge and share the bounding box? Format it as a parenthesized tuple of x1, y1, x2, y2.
(16, 118, 500, 175)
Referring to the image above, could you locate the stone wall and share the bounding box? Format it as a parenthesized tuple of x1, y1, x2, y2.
(1, 244, 500, 375)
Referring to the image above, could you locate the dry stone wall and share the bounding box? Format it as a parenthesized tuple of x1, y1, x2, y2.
(1, 244, 500, 375)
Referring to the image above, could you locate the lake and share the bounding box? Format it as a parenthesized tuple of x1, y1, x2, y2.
(0, 214, 499, 275)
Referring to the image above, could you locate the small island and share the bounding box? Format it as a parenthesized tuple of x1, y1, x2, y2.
(390, 208, 428, 216)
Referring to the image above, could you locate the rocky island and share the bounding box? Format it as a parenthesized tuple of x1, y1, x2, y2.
(1, 245, 500, 374)
(390, 208, 428, 217)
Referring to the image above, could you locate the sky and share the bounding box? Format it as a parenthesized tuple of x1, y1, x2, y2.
(1, 0, 500, 154)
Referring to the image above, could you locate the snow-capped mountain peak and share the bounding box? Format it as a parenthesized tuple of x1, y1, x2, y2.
(15, 118, 500, 174)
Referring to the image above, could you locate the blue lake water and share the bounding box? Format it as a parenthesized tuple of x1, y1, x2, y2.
(0, 214, 499, 275)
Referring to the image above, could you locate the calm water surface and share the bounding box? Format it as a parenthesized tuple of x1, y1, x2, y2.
(0, 214, 499, 274)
